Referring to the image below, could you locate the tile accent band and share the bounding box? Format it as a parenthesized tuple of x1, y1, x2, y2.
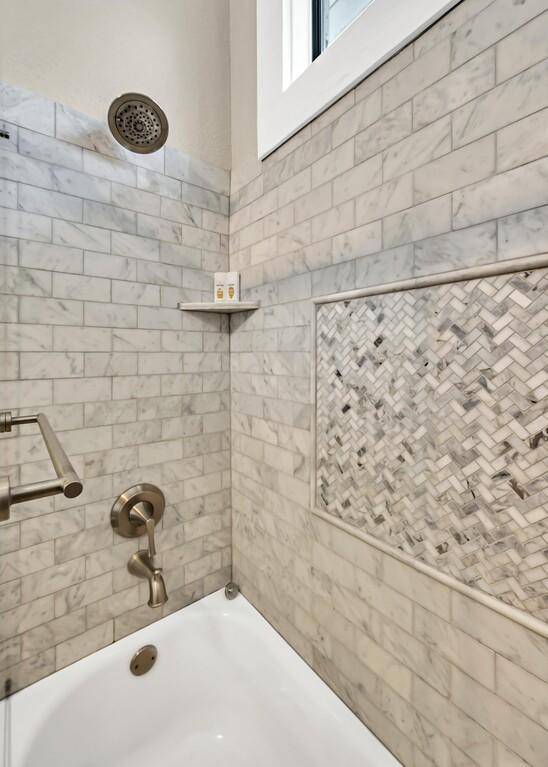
(312, 253, 548, 305)
(311, 251, 548, 638)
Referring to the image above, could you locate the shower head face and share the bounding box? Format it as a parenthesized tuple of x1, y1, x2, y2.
(108, 93, 168, 154)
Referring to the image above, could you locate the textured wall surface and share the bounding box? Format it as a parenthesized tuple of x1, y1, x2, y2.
(317, 267, 548, 620)
(0, 82, 231, 697)
(230, 0, 548, 765)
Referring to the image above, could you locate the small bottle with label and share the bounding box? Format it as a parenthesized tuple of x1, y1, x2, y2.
(226, 272, 240, 303)
(214, 273, 226, 303)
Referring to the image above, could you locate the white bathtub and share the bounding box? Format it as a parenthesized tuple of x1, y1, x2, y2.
(1, 589, 400, 767)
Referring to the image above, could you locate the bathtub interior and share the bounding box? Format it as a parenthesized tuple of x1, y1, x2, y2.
(1, 589, 400, 767)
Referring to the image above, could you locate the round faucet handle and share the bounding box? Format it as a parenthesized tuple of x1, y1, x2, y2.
(111, 484, 165, 539)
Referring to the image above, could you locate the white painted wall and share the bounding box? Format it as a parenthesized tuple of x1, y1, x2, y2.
(229, 0, 260, 192)
(0, 0, 231, 168)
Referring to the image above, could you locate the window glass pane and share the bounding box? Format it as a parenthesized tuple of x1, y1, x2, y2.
(322, 0, 375, 49)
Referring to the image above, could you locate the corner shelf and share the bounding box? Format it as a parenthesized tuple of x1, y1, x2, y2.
(177, 302, 259, 314)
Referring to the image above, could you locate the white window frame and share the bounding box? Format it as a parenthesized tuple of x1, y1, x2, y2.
(257, 0, 460, 158)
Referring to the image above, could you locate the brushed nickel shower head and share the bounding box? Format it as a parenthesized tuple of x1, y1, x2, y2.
(108, 93, 168, 154)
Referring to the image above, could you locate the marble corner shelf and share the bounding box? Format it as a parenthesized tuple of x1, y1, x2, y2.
(177, 302, 259, 314)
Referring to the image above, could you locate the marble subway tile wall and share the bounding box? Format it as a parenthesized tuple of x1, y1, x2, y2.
(0, 82, 231, 697)
(230, 1, 548, 765)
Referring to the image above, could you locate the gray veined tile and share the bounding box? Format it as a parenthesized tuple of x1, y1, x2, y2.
(56, 103, 125, 157)
(0, 323, 52, 352)
(137, 167, 180, 200)
(21, 558, 86, 602)
(332, 221, 382, 264)
(160, 197, 202, 227)
(84, 302, 136, 329)
(0, 295, 18, 323)
(453, 157, 548, 229)
(83, 149, 137, 186)
(0, 208, 51, 242)
(160, 242, 201, 270)
(0, 82, 54, 135)
(0, 636, 21, 672)
(181, 181, 228, 215)
(111, 230, 159, 261)
(0, 542, 54, 585)
(498, 205, 548, 261)
(20, 351, 83, 379)
(496, 9, 548, 84)
(0, 179, 16, 209)
(413, 48, 495, 130)
(165, 146, 230, 196)
(52, 326, 111, 352)
(0, 121, 18, 153)
(111, 280, 160, 306)
(19, 127, 83, 171)
(18, 184, 83, 222)
(332, 155, 382, 206)
(497, 107, 548, 172)
(453, 58, 548, 148)
(0, 595, 53, 642)
(83, 200, 137, 234)
(414, 135, 495, 204)
(451, 0, 548, 68)
(331, 90, 381, 149)
(53, 220, 110, 252)
(0, 149, 109, 202)
(0, 147, 52, 187)
(138, 213, 182, 244)
(53, 272, 110, 303)
(0, 649, 55, 697)
(383, 195, 451, 248)
(84, 251, 136, 280)
(56, 621, 113, 670)
(355, 102, 412, 164)
(382, 38, 450, 114)
(383, 116, 451, 181)
(414, 222, 496, 275)
(355, 173, 413, 226)
(20, 296, 82, 326)
(20, 240, 83, 274)
(21, 610, 86, 658)
(111, 183, 161, 216)
(0, 235, 18, 265)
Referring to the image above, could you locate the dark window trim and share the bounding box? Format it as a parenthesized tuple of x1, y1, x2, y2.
(311, 0, 323, 61)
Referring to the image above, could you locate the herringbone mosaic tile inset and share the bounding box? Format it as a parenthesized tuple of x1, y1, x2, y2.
(316, 268, 548, 621)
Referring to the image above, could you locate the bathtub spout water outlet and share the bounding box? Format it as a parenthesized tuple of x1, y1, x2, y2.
(128, 550, 168, 608)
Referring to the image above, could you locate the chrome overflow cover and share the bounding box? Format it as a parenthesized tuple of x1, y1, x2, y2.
(130, 645, 157, 676)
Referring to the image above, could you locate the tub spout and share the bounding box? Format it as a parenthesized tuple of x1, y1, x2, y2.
(127, 501, 168, 607)
(128, 550, 169, 608)
(111, 484, 168, 608)
(150, 568, 168, 608)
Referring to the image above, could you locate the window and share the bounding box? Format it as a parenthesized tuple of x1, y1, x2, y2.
(312, 0, 376, 59)
(258, 0, 459, 157)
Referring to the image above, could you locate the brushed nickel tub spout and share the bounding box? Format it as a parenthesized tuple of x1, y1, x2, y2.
(111, 484, 168, 608)
(128, 550, 168, 608)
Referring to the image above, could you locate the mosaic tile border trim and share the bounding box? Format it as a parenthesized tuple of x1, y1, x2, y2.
(312, 254, 548, 633)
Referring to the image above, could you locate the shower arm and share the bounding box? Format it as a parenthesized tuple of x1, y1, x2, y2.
(0, 411, 83, 522)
